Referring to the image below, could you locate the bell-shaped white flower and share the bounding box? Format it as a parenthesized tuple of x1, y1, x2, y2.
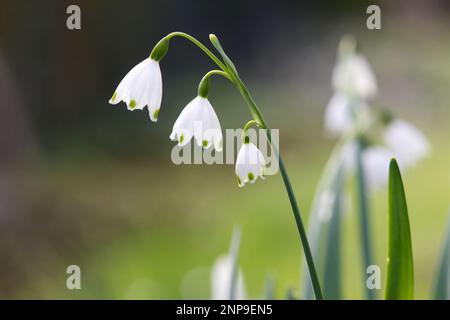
(332, 54, 377, 99)
(109, 58, 162, 122)
(235, 141, 266, 187)
(211, 254, 246, 300)
(170, 96, 222, 151)
(324, 93, 369, 136)
(343, 143, 393, 189)
(362, 147, 393, 189)
(383, 119, 429, 168)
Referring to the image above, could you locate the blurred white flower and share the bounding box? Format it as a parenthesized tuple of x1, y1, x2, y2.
(235, 141, 266, 187)
(211, 254, 246, 300)
(332, 54, 377, 99)
(170, 96, 222, 151)
(362, 147, 393, 189)
(343, 143, 393, 189)
(109, 58, 163, 122)
(324, 93, 369, 136)
(383, 119, 430, 168)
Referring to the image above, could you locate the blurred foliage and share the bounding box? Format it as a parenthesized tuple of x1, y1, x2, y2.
(0, 0, 449, 299)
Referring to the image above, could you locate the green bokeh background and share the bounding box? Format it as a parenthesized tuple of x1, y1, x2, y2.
(0, 0, 449, 299)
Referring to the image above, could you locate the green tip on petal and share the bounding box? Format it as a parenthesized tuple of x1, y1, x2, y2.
(179, 134, 184, 144)
(111, 92, 117, 102)
(202, 140, 209, 148)
(153, 108, 160, 120)
(129, 99, 136, 109)
(248, 172, 255, 181)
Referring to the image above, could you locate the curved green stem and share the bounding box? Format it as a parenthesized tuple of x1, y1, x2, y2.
(241, 119, 260, 143)
(277, 155, 324, 299)
(198, 70, 233, 97)
(208, 34, 323, 299)
(164, 32, 229, 72)
(201, 70, 233, 82)
(156, 32, 324, 299)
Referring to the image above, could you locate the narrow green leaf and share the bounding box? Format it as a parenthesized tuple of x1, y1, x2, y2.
(432, 212, 450, 299)
(385, 159, 414, 300)
(322, 165, 344, 299)
(229, 226, 241, 300)
(355, 139, 376, 300)
(303, 142, 346, 300)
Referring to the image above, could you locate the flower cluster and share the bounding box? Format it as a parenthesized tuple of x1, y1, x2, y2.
(109, 44, 267, 187)
(325, 36, 429, 189)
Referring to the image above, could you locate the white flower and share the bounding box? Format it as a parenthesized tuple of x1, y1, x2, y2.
(362, 147, 393, 189)
(235, 142, 266, 187)
(383, 119, 430, 168)
(332, 54, 377, 99)
(109, 58, 162, 122)
(324, 93, 369, 136)
(170, 96, 222, 151)
(211, 254, 246, 300)
(343, 143, 393, 189)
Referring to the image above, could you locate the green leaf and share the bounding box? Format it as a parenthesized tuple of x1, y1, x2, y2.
(355, 139, 376, 300)
(385, 159, 414, 300)
(432, 212, 450, 299)
(303, 143, 346, 300)
(228, 226, 241, 300)
(322, 165, 344, 299)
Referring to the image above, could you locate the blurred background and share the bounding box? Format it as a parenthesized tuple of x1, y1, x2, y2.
(0, 0, 449, 299)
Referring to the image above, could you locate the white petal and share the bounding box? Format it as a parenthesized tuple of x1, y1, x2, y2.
(193, 98, 222, 151)
(147, 61, 163, 121)
(170, 97, 202, 146)
(235, 143, 266, 187)
(109, 58, 163, 121)
(362, 147, 393, 189)
(109, 58, 151, 106)
(325, 93, 353, 135)
(170, 97, 222, 151)
(383, 119, 429, 168)
(211, 255, 246, 300)
(332, 54, 377, 99)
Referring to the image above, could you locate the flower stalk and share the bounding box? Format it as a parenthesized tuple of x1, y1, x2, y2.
(114, 31, 324, 299)
(207, 34, 323, 299)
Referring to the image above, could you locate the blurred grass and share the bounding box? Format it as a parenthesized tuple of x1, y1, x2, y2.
(4, 17, 450, 299)
(12, 120, 450, 299)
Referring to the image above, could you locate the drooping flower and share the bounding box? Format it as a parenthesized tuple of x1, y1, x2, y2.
(211, 254, 246, 300)
(383, 119, 430, 168)
(362, 146, 393, 189)
(342, 142, 393, 189)
(235, 140, 266, 187)
(109, 58, 163, 122)
(324, 92, 369, 136)
(332, 54, 377, 100)
(170, 96, 223, 151)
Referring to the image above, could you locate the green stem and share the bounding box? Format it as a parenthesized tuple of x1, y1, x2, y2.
(355, 138, 375, 300)
(198, 70, 233, 97)
(158, 32, 324, 299)
(278, 155, 324, 299)
(229, 227, 241, 299)
(201, 70, 232, 82)
(164, 32, 229, 72)
(211, 34, 323, 300)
